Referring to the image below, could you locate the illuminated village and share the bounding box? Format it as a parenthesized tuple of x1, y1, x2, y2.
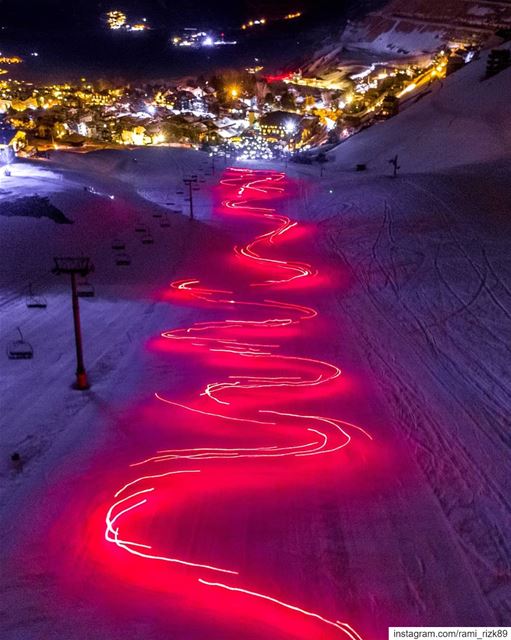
(1, 46, 460, 163)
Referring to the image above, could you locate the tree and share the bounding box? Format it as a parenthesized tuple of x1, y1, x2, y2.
(327, 129, 339, 144)
(280, 91, 295, 111)
(210, 75, 227, 105)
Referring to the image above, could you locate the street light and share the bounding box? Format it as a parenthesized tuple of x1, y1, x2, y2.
(52, 256, 94, 390)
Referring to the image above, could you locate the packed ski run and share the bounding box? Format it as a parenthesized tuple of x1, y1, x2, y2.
(103, 167, 368, 639)
(1, 139, 510, 637)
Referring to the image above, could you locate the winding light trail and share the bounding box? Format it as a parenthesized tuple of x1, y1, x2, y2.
(104, 168, 370, 638)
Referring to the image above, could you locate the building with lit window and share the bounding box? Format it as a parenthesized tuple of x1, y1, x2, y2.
(105, 11, 127, 30)
(259, 111, 303, 140)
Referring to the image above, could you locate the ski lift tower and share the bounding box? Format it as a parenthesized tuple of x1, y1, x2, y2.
(52, 256, 94, 390)
(183, 175, 199, 220)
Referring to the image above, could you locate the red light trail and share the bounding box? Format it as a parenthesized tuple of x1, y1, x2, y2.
(104, 168, 370, 638)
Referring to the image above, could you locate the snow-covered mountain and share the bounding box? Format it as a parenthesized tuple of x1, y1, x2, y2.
(307, 0, 511, 74)
(326, 45, 511, 173)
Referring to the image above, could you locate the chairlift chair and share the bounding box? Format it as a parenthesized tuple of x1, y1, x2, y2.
(115, 253, 131, 266)
(141, 233, 154, 245)
(160, 217, 170, 228)
(176, 190, 184, 195)
(26, 283, 47, 309)
(152, 212, 163, 218)
(77, 280, 95, 298)
(7, 328, 33, 360)
(135, 222, 149, 233)
(111, 238, 125, 250)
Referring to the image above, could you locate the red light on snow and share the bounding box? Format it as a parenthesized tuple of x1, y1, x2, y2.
(98, 167, 371, 639)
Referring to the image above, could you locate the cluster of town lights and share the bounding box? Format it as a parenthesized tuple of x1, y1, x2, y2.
(241, 10, 302, 30)
(172, 30, 237, 48)
(105, 10, 149, 32)
(241, 18, 267, 30)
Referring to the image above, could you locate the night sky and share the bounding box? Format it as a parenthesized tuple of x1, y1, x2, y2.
(1, 0, 344, 30)
(0, 0, 361, 80)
